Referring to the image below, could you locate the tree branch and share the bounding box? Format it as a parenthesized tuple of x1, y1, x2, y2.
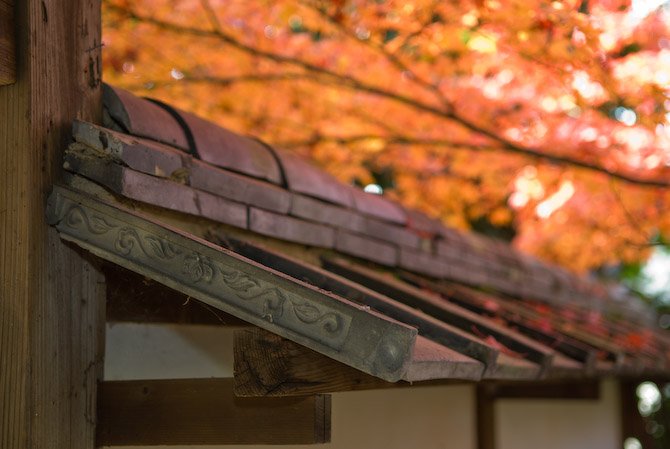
(104, 2, 670, 188)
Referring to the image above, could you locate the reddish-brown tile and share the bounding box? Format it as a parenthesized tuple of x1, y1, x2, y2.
(348, 187, 407, 225)
(73, 120, 184, 179)
(174, 109, 283, 185)
(334, 230, 398, 266)
(405, 209, 444, 237)
(274, 149, 354, 208)
(360, 217, 421, 249)
(399, 248, 449, 279)
(249, 207, 335, 248)
(103, 84, 189, 149)
(64, 150, 248, 229)
(290, 194, 366, 233)
(188, 159, 290, 214)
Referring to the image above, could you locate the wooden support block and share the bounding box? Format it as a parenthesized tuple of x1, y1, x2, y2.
(0, 0, 15, 85)
(234, 328, 483, 397)
(97, 378, 331, 446)
(234, 327, 396, 396)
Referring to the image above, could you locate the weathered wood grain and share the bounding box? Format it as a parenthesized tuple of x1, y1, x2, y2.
(0, 0, 15, 85)
(97, 378, 331, 445)
(234, 328, 483, 397)
(0, 1, 103, 448)
(234, 328, 398, 396)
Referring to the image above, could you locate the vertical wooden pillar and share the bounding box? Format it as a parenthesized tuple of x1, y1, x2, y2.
(476, 385, 496, 449)
(0, 1, 104, 448)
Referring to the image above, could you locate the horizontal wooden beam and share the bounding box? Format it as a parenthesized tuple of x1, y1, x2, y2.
(0, 0, 15, 85)
(97, 378, 331, 446)
(479, 379, 600, 400)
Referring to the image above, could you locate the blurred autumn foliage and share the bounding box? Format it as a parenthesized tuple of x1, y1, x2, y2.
(102, 0, 670, 273)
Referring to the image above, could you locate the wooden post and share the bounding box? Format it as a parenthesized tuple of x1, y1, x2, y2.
(0, 0, 15, 85)
(0, 1, 103, 448)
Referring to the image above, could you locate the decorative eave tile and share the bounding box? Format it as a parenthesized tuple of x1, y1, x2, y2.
(46, 185, 418, 383)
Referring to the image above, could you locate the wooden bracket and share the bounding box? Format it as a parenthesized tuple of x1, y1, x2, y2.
(234, 327, 399, 396)
(0, 0, 15, 85)
(97, 378, 331, 446)
(233, 328, 473, 397)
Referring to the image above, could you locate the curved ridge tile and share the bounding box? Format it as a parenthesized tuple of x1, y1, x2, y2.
(273, 149, 354, 208)
(172, 108, 283, 185)
(348, 187, 407, 225)
(103, 84, 189, 150)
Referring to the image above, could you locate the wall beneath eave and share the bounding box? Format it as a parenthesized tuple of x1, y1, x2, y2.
(495, 378, 621, 449)
(103, 323, 621, 449)
(104, 323, 477, 449)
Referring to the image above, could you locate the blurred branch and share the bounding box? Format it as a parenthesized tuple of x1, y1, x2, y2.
(272, 133, 496, 150)
(296, 0, 450, 109)
(105, 2, 670, 188)
(609, 178, 669, 247)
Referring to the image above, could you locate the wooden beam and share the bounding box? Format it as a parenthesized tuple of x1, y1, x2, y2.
(104, 263, 249, 326)
(234, 328, 398, 396)
(0, 1, 102, 448)
(0, 0, 15, 85)
(483, 379, 600, 400)
(97, 378, 331, 446)
(476, 384, 496, 449)
(234, 328, 479, 397)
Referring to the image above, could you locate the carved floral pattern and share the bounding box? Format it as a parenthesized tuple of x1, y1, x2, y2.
(55, 194, 349, 343)
(63, 204, 116, 235)
(183, 254, 214, 283)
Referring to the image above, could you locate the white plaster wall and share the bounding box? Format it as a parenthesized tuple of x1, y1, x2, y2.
(103, 323, 620, 449)
(495, 378, 621, 449)
(103, 323, 476, 449)
(104, 322, 235, 380)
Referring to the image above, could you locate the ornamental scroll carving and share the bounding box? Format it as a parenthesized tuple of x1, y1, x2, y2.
(52, 197, 351, 349)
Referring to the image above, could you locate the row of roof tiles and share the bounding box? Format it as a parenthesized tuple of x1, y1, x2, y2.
(92, 84, 654, 325)
(51, 83, 670, 382)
